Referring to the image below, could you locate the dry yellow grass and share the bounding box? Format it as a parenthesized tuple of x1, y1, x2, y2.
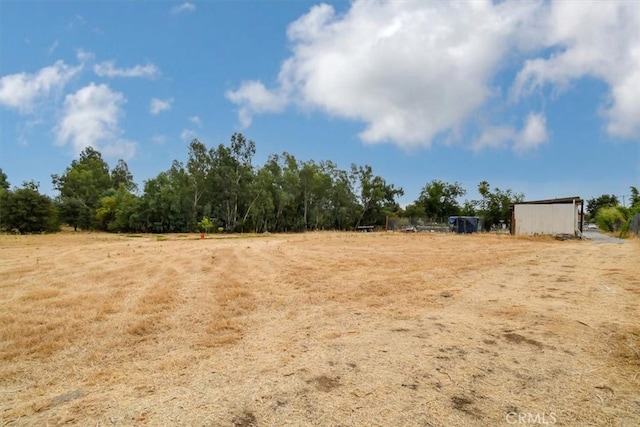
(1, 231, 639, 426)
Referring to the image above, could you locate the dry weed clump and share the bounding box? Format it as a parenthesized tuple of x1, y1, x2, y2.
(0, 231, 639, 426)
(609, 325, 640, 367)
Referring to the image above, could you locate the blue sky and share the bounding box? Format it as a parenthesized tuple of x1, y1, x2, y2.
(1, 0, 639, 207)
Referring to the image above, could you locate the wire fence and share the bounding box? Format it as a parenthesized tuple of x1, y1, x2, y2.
(386, 217, 451, 233)
(631, 214, 640, 236)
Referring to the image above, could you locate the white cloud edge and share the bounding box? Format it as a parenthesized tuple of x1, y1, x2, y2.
(55, 82, 137, 160)
(0, 60, 83, 114)
(189, 115, 202, 127)
(150, 97, 173, 115)
(180, 129, 197, 141)
(171, 2, 196, 15)
(94, 61, 160, 79)
(472, 113, 548, 152)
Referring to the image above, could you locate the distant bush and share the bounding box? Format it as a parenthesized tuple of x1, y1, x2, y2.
(595, 206, 626, 233)
(0, 186, 58, 234)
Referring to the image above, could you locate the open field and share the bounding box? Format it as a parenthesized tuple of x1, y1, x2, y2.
(1, 231, 639, 426)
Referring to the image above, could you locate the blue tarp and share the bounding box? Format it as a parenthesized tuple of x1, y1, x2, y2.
(448, 216, 479, 233)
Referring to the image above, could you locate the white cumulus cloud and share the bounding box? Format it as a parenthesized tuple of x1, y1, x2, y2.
(189, 115, 202, 127)
(515, 113, 548, 152)
(94, 61, 159, 79)
(227, 1, 537, 146)
(226, 80, 287, 128)
(55, 83, 136, 159)
(0, 60, 82, 113)
(228, 0, 640, 148)
(150, 97, 173, 115)
(171, 2, 195, 15)
(180, 129, 197, 141)
(76, 49, 95, 64)
(473, 113, 548, 152)
(512, 1, 640, 140)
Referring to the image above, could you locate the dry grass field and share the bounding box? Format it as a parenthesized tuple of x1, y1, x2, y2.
(1, 231, 639, 426)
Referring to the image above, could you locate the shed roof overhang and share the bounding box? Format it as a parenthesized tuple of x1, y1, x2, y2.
(510, 197, 582, 207)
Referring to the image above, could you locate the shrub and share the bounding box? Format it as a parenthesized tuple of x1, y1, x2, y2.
(595, 206, 626, 233)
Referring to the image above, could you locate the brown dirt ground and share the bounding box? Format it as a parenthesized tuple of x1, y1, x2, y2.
(1, 231, 639, 426)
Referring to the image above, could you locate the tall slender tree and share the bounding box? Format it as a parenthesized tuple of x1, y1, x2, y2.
(110, 159, 137, 193)
(186, 138, 211, 230)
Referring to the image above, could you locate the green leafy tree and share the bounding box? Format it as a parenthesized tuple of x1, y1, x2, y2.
(56, 197, 86, 231)
(138, 161, 190, 232)
(95, 189, 117, 231)
(110, 159, 138, 193)
(474, 182, 524, 230)
(95, 184, 140, 232)
(478, 180, 490, 212)
(0, 168, 9, 227)
(52, 147, 112, 230)
(0, 168, 9, 190)
(460, 200, 478, 216)
(596, 206, 627, 232)
(210, 133, 257, 231)
(299, 160, 318, 230)
(186, 139, 211, 230)
(0, 183, 58, 233)
(249, 157, 279, 232)
(325, 163, 357, 230)
(403, 202, 426, 219)
(416, 180, 466, 222)
(630, 186, 639, 208)
(616, 186, 640, 237)
(351, 164, 403, 227)
(197, 216, 214, 234)
(258, 152, 300, 232)
(586, 194, 619, 219)
(305, 161, 334, 230)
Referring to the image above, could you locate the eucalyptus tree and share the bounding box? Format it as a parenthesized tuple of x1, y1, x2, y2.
(304, 160, 333, 230)
(324, 162, 356, 230)
(249, 161, 277, 232)
(350, 164, 403, 228)
(209, 133, 256, 231)
(110, 159, 137, 193)
(186, 138, 212, 229)
(476, 180, 489, 213)
(138, 161, 190, 232)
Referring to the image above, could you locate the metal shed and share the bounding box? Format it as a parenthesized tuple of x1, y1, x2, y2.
(509, 197, 584, 236)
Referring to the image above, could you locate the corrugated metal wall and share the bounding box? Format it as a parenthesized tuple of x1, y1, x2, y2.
(514, 203, 578, 235)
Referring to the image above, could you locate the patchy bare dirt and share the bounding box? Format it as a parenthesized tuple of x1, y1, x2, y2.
(1, 231, 638, 426)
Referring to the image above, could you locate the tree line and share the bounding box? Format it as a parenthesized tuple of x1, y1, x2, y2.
(3, 132, 631, 235)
